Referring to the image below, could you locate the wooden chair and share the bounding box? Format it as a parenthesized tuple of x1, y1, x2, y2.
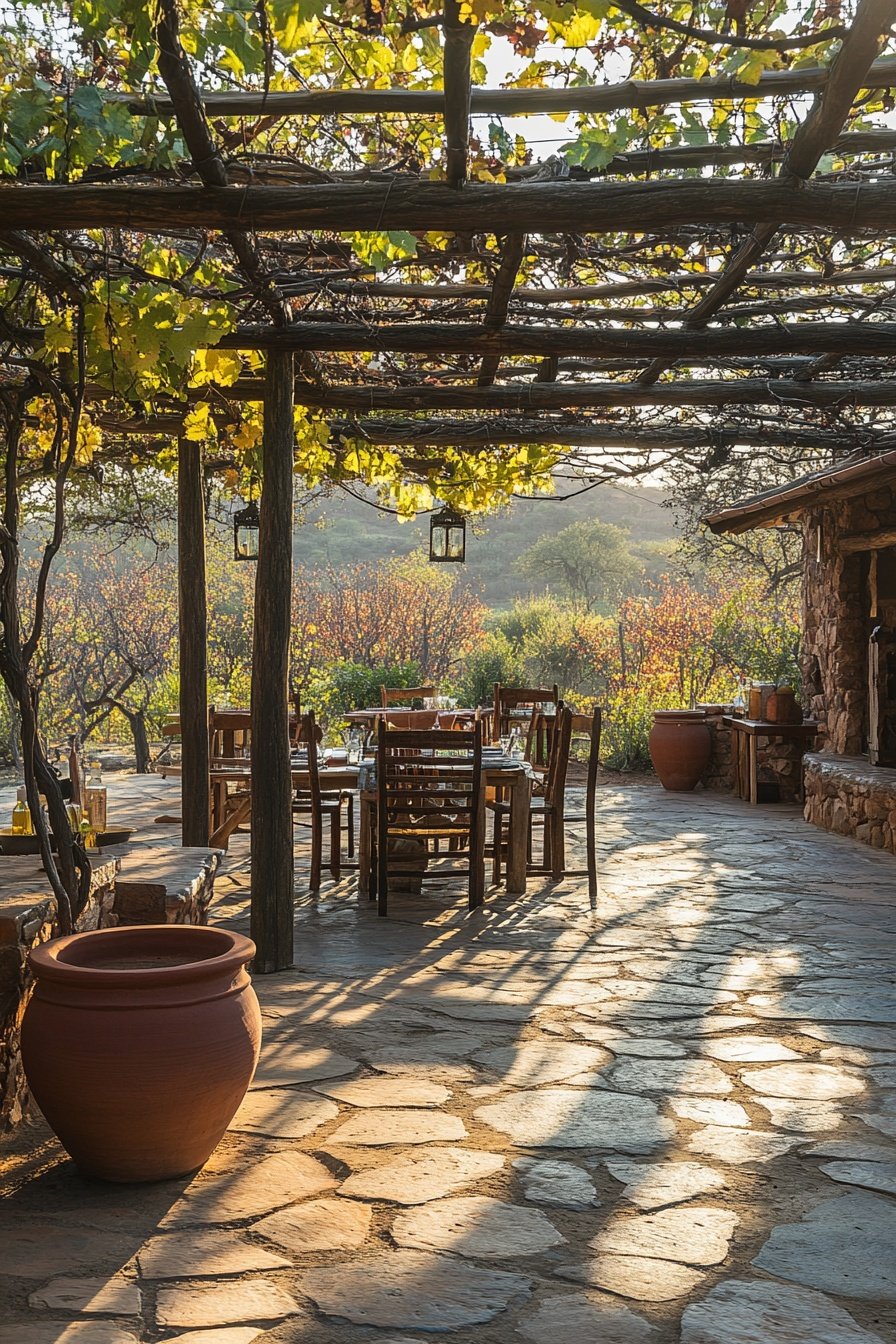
(293, 711, 343, 890)
(493, 683, 559, 744)
(490, 704, 573, 884)
(560, 706, 603, 908)
(371, 720, 485, 917)
(381, 684, 436, 708)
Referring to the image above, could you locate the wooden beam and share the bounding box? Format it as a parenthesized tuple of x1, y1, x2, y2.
(6, 178, 896, 233)
(443, 1, 475, 189)
(107, 55, 896, 119)
(638, 0, 896, 385)
(218, 318, 896, 358)
(177, 435, 209, 848)
(330, 416, 892, 453)
(294, 377, 896, 411)
(250, 351, 295, 974)
(587, 128, 896, 176)
(319, 265, 896, 303)
(478, 233, 526, 386)
(841, 527, 896, 552)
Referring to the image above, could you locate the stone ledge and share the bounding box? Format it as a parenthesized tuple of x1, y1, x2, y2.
(804, 751, 896, 793)
(804, 751, 896, 853)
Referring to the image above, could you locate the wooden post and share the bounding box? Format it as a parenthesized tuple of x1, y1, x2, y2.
(250, 351, 295, 973)
(177, 435, 209, 847)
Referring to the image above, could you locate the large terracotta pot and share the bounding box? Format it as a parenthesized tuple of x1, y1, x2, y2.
(22, 924, 261, 1183)
(648, 709, 711, 791)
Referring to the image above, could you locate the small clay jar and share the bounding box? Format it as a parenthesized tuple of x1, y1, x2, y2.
(768, 687, 799, 723)
(22, 924, 261, 1183)
(648, 710, 711, 791)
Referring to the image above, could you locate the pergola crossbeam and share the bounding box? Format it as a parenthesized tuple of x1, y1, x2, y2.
(216, 319, 896, 358)
(106, 55, 896, 119)
(291, 377, 896, 411)
(7, 178, 896, 232)
(330, 416, 892, 453)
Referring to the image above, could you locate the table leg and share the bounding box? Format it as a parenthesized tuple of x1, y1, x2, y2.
(358, 795, 372, 897)
(749, 734, 759, 805)
(506, 772, 531, 895)
(739, 732, 747, 799)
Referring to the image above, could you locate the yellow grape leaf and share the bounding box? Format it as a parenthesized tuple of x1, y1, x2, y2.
(182, 403, 212, 442)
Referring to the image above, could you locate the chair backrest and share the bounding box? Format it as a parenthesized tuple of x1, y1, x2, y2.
(543, 704, 574, 808)
(570, 705, 603, 811)
(295, 712, 323, 813)
(493, 683, 560, 743)
(207, 706, 300, 759)
(384, 710, 439, 730)
(525, 702, 564, 769)
(376, 720, 483, 836)
(209, 709, 251, 761)
(381, 684, 437, 708)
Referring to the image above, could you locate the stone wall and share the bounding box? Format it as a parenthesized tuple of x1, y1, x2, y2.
(0, 895, 54, 1129)
(700, 706, 734, 791)
(804, 752, 896, 853)
(800, 485, 896, 754)
(0, 859, 117, 1130)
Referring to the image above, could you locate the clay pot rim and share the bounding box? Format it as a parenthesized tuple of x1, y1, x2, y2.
(28, 925, 255, 990)
(652, 709, 707, 720)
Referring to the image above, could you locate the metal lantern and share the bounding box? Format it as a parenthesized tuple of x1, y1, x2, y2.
(429, 506, 466, 563)
(233, 498, 260, 561)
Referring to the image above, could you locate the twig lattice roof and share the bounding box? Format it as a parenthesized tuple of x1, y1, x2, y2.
(3, 0, 896, 505)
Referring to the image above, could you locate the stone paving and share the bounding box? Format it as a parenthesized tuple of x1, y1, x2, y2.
(2, 775, 896, 1342)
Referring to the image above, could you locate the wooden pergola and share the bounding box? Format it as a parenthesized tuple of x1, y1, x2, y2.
(3, 0, 896, 970)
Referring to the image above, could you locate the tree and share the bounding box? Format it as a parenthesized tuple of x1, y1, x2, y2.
(293, 554, 487, 683)
(37, 554, 178, 771)
(518, 520, 643, 612)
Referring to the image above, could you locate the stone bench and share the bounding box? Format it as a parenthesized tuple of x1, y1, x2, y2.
(111, 846, 223, 926)
(803, 752, 896, 853)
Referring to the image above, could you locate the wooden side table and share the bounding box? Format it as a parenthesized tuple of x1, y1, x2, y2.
(722, 717, 820, 805)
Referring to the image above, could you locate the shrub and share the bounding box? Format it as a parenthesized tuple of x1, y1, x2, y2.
(308, 660, 423, 721)
(456, 633, 524, 708)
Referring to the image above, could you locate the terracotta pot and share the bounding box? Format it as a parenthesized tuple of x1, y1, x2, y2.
(22, 924, 261, 1183)
(648, 710, 711, 791)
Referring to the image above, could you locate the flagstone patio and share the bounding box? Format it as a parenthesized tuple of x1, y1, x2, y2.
(1, 775, 895, 1343)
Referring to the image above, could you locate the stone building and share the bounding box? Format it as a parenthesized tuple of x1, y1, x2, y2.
(706, 449, 896, 853)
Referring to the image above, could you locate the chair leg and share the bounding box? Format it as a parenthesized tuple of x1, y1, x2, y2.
(310, 819, 322, 892)
(329, 812, 341, 880)
(470, 844, 485, 910)
(491, 812, 502, 885)
(345, 796, 355, 857)
(377, 835, 388, 917)
(550, 808, 565, 880)
(586, 806, 597, 909)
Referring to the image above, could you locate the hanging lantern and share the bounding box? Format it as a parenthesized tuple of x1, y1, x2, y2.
(233, 498, 260, 561)
(429, 505, 466, 563)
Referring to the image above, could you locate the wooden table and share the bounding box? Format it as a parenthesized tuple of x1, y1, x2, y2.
(206, 755, 532, 894)
(357, 762, 532, 897)
(208, 761, 359, 848)
(723, 716, 820, 804)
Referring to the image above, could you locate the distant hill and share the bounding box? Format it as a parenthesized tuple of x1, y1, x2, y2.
(297, 482, 678, 607)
